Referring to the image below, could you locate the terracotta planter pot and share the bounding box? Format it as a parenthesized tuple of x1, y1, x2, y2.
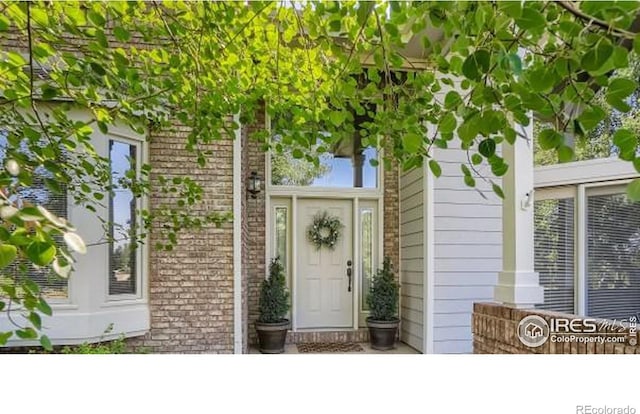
(255, 320, 290, 354)
(366, 317, 399, 351)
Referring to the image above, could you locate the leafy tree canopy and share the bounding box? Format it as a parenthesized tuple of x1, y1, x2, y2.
(3, 0, 640, 346)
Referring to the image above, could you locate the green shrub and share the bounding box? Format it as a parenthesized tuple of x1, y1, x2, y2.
(258, 258, 290, 323)
(367, 257, 399, 321)
(59, 324, 148, 354)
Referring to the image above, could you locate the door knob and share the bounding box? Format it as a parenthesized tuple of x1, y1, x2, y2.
(346, 260, 352, 292)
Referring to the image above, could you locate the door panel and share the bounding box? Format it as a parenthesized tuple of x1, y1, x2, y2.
(297, 199, 353, 328)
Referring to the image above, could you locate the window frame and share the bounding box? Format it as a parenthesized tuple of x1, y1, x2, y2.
(534, 179, 639, 320)
(106, 133, 145, 302)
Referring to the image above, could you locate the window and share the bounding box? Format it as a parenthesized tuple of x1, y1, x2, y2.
(109, 140, 139, 296)
(586, 192, 640, 320)
(271, 137, 378, 188)
(534, 198, 575, 314)
(275, 206, 288, 274)
(360, 207, 374, 311)
(534, 184, 640, 321)
(0, 131, 68, 299)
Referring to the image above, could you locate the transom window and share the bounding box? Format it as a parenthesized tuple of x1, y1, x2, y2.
(270, 136, 378, 189)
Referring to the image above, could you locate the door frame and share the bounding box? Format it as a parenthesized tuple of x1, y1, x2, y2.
(265, 157, 384, 332)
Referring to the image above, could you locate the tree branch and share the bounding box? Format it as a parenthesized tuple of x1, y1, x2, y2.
(556, 1, 637, 39)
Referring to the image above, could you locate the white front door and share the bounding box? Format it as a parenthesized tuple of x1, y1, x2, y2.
(296, 199, 353, 328)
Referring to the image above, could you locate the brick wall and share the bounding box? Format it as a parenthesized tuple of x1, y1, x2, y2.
(242, 112, 267, 347)
(128, 124, 235, 353)
(473, 303, 640, 354)
(383, 155, 400, 276)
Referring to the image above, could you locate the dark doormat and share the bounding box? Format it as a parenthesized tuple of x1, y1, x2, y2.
(296, 342, 364, 353)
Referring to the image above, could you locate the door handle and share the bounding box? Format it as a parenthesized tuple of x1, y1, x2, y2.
(346, 260, 352, 292)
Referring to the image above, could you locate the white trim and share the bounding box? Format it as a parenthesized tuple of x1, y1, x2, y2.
(291, 194, 298, 331)
(232, 113, 243, 354)
(353, 198, 359, 329)
(423, 161, 435, 354)
(535, 157, 638, 188)
(576, 184, 586, 316)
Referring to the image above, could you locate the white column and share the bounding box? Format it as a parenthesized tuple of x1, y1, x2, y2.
(494, 122, 544, 308)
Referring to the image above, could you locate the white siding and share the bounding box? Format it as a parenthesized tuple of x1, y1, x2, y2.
(400, 166, 425, 352)
(432, 143, 502, 353)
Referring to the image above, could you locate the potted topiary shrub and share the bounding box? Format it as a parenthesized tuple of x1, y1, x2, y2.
(255, 257, 291, 354)
(366, 257, 400, 350)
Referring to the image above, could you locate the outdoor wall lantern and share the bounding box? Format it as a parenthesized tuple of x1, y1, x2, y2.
(248, 171, 262, 199)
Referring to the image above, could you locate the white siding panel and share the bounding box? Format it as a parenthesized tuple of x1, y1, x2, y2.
(435, 244, 501, 258)
(436, 231, 502, 245)
(433, 142, 502, 354)
(434, 326, 473, 341)
(434, 272, 497, 287)
(435, 258, 501, 272)
(433, 312, 471, 328)
(434, 340, 472, 354)
(400, 166, 425, 352)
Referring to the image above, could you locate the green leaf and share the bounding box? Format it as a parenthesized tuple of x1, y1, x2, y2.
(460, 164, 471, 176)
(26, 241, 56, 267)
(490, 157, 509, 176)
(471, 153, 483, 165)
(36, 297, 52, 316)
(329, 111, 345, 127)
(478, 138, 496, 157)
(581, 38, 614, 73)
(0, 15, 9, 31)
(438, 113, 457, 133)
(462, 49, 490, 81)
(635, 35, 640, 55)
(627, 178, 640, 201)
(28, 312, 42, 330)
(88, 10, 106, 27)
(506, 53, 522, 75)
(444, 91, 462, 109)
(113, 26, 131, 42)
(606, 78, 637, 112)
(40, 335, 53, 351)
(577, 106, 606, 131)
(16, 328, 38, 339)
(516, 7, 546, 30)
(538, 129, 563, 150)
(612, 129, 637, 154)
(492, 182, 505, 199)
(90, 62, 106, 76)
(464, 175, 476, 187)
(608, 78, 637, 101)
(428, 160, 441, 177)
(528, 68, 554, 93)
(0, 331, 12, 345)
(557, 145, 575, 163)
(0, 244, 17, 269)
(458, 118, 480, 143)
(498, 1, 522, 18)
(504, 128, 516, 145)
(403, 133, 423, 152)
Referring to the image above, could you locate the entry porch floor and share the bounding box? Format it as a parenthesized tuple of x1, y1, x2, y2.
(249, 342, 419, 354)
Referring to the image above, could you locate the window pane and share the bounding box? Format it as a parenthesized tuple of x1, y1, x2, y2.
(587, 193, 640, 321)
(271, 137, 377, 188)
(534, 198, 575, 313)
(109, 141, 137, 295)
(0, 131, 68, 299)
(361, 208, 373, 311)
(275, 207, 287, 272)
